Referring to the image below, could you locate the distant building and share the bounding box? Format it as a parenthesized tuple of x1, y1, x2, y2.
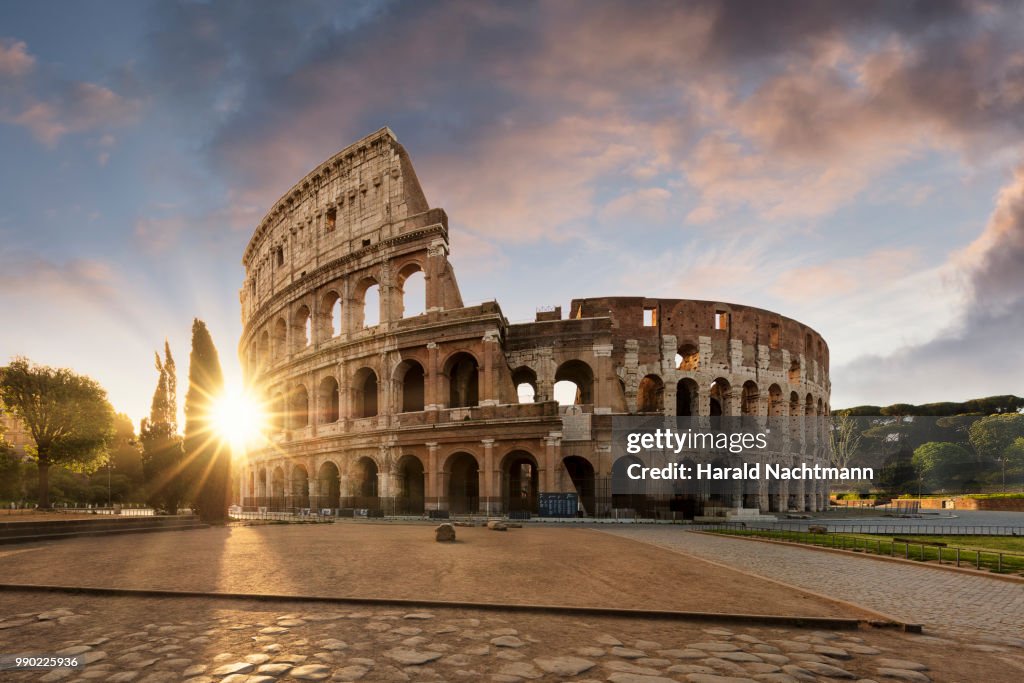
(0, 406, 32, 457)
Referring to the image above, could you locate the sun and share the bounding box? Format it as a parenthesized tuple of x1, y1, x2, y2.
(211, 385, 267, 452)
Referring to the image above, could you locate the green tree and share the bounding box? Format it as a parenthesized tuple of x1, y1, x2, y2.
(912, 442, 975, 491)
(184, 319, 229, 523)
(828, 412, 863, 470)
(141, 343, 186, 514)
(0, 358, 115, 508)
(108, 413, 144, 493)
(969, 413, 1024, 489)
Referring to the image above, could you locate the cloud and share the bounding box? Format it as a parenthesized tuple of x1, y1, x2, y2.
(772, 248, 920, 304)
(0, 38, 34, 77)
(833, 165, 1024, 406)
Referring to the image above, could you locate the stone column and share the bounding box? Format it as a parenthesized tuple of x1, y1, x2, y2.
(425, 342, 440, 411)
(481, 439, 496, 514)
(480, 330, 500, 406)
(425, 442, 440, 510)
(425, 239, 448, 312)
(544, 434, 561, 492)
(592, 343, 615, 414)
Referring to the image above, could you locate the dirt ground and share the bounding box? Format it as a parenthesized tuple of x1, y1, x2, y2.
(0, 522, 871, 619)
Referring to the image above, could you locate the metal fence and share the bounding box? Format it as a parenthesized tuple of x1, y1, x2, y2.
(51, 506, 156, 517)
(715, 521, 1024, 536)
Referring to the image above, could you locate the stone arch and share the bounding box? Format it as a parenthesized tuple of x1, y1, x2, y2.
(444, 351, 479, 408)
(709, 378, 731, 417)
(768, 383, 784, 417)
(676, 343, 700, 371)
(512, 366, 538, 404)
(501, 450, 539, 514)
(637, 374, 665, 413)
(273, 317, 287, 360)
(676, 378, 699, 417)
(271, 466, 285, 506)
(354, 277, 380, 328)
(291, 464, 310, 508)
(351, 456, 380, 509)
(256, 467, 267, 500)
(445, 451, 479, 514)
(292, 304, 312, 351)
(269, 390, 285, 432)
(395, 454, 425, 514)
(318, 376, 340, 423)
(554, 359, 594, 405)
(394, 359, 425, 413)
(562, 455, 595, 517)
(258, 330, 270, 369)
(741, 380, 759, 416)
(320, 289, 342, 339)
(352, 367, 379, 418)
(788, 358, 801, 384)
(290, 384, 310, 427)
(397, 262, 426, 319)
(317, 460, 341, 509)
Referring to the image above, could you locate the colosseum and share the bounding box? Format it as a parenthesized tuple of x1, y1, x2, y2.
(237, 128, 832, 519)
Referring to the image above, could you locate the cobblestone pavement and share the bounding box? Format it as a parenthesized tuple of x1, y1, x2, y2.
(598, 528, 1024, 642)
(2, 593, 1022, 683)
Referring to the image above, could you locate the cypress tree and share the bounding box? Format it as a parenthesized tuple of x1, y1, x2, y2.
(184, 319, 229, 523)
(140, 345, 185, 514)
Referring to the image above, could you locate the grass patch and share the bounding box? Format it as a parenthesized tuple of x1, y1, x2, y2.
(707, 528, 1024, 575)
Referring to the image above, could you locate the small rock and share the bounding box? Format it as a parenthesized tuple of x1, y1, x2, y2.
(611, 646, 646, 658)
(533, 655, 596, 675)
(211, 662, 254, 676)
(490, 635, 525, 648)
(384, 648, 444, 665)
(435, 523, 456, 542)
(874, 659, 928, 671)
(875, 669, 930, 682)
(290, 664, 330, 680)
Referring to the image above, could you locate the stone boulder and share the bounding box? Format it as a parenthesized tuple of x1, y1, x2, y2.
(487, 521, 509, 531)
(435, 523, 456, 542)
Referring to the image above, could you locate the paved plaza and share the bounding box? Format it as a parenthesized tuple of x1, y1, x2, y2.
(1, 523, 1023, 682)
(600, 527, 1024, 642)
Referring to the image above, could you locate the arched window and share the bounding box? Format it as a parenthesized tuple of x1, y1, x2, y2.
(512, 366, 538, 404)
(395, 360, 425, 412)
(320, 290, 342, 339)
(741, 381, 759, 415)
(292, 305, 311, 350)
(445, 352, 479, 408)
(398, 263, 426, 318)
(290, 385, 309, 427)
(554, 360, 594, 406)
(676, 378, 699, 417)
(273, 318, 287, 360)
(676, 344, 699, 371)
(362, 282, 380, 328)
(709, 378, 730, 417)
(319, 376, 340, 423)
(352, 368, 378, 418)
(637, 375, 664, 413)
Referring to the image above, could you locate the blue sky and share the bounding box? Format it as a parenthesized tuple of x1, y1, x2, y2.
(2, 0, 1023, 425)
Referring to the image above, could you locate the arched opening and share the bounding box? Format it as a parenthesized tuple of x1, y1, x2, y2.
(676, 343, 699, 371)
(446, 452, 479, 514)
(637, 374, 665, 413)
(398, 263, 426, 318)
(292, 305, 312, 351)
(805, 393, 816, 443)
(271, 466, 285, 509)
(445, 352, 479, 408)
(351, 457, 379, 509)
(789, 391, 802, 442)
(273, 318, 287, 360)
(291, 465, 310, 509)
(670, 456, 702, 520)
(741, 380, 759, 415)
(562, 455, 595, 517)
(395, 455, 425, 514)
(395, 360, 425, 412)
(352, 368, 378, 418)
(788, 359, 801, 385)
(290, 385, 309, 428)
(502, 450, 539, 514)
(676, 378, 699, 417)
(768, 384, 783, 416)
(318, 376, 340, 423)
(710, 378, 730, 417)
(270, 391, 285, 432)
(355, 278, 380, 328)
(257, 468, 267, 502)
(317, 461, 341, 509)
(320, 290, 342, 339)
(258, 331, 269, 370)
(554, 359, 594, 406)
(512, 366, 538, 404)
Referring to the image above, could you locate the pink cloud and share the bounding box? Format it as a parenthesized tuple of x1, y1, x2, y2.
(0, 38, 34, 77)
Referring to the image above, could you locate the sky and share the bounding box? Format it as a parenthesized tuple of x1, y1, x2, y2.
(1, 0, 1023, 427)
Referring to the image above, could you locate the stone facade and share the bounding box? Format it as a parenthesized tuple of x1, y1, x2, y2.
(237, 128, 831, 517)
